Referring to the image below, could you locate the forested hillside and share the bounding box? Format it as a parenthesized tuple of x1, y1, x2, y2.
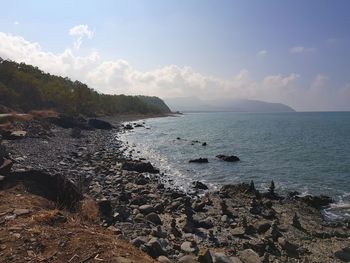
(0, 58, 170, 116)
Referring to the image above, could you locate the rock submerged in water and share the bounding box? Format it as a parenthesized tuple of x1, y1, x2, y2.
(192, 181, 209, 190)
(189, 158, 209, 163)
(216, 154, 240, 162)
(122, 160, 159, 174)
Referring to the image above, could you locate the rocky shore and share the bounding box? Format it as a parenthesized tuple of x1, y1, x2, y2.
(1, 114, 350, 262)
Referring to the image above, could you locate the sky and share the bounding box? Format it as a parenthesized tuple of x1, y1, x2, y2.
(0, 0, 350, 111)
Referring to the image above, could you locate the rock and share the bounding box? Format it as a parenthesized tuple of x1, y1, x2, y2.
(237, 249, 261, 263)
(216, 155, 240, 162)
(198, 249, 213, 263)
(296, 194, 333, 209)
(107, 226, 122, 234)
(213, 253, 236, 263)
(231, 227, 245, 237)
(132, 236, 148, 248)
(49, 115, 89, 129)
(134, 123, 144, 128)
(178, 255, 198, 263)
(334, 246, 350, 262)
(0, 175, 5, 181)
(181, 241, 199, 254)
(122, 161, 159, 174)
(70, 127, 82, 138)
(124, 124, 134, 130)
(221, 215, 228, 222)
(192, 181, 209, 190)
(13, 208, 31, 216)
(146, 212, 162, 225)
(277, 238, 299, 257)
(0, 159, 12, 175)
(5, 130, 27, 140)
(97, 199, 113, 218)
(145, 238, 167, 258)
(88, 118, 113, 130)
(139, 205, 155, 215)
(254, 221, 271, 234)
(202, 142, 207, 146)
(157, 255, 171, 263)
(189, 158, 209, 163)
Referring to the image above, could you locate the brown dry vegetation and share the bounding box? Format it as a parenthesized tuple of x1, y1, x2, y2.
(0, 184, 155, 263)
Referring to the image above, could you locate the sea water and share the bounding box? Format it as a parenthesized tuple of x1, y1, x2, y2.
(120, 112, 350, 221)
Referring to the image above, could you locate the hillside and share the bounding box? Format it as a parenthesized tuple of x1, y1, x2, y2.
(0, 58, 170, 116)
(164, 97, 295, 112)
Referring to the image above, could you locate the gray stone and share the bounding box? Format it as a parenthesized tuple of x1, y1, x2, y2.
(132, 236, 148, 248)
(213, 253, 234, 263)
(145, 238, 167, 258)
(157, 255, 171, 263)
(13, 208, 31, 216)
(335, 247, 350, 262)
(237, 249, 261, 263)
(178, 255, 198, 263)
(181, 241, 199, 254)
(231, 227, 245, 237)
(139, 204, 155, 214)
(198, 249, 213, 263)
(146, 212, 162, 225)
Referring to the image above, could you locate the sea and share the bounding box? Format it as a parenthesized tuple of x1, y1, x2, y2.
(119, 112, 350, 221)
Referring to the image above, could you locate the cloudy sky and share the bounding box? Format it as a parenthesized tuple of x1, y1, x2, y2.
(0, 0, 350, 111)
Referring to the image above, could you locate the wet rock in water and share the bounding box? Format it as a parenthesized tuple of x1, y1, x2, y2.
(134, 123, 144, 128)
(0, 159, 13, 175)
(124, 124, 134, 130)
(144, 238, 167, 258)
(202, 142, 207, 146)
(192, 181, 209, 190)
(88, 118, 113, 130)
(181, 241, 199, 254)
(296, 194, 333, 209)
(145, 212, 162, 225)
(189, 158, 208, 163)
(216, 154, 240, 162)
(237, 249, 261, 263)
(122, 160, 159, 174)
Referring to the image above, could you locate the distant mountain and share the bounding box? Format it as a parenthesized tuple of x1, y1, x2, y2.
(138, 96, 171, 113)
(163, 97, 295, 112)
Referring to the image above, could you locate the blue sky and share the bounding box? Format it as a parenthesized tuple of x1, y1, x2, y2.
(0, 0, 350, 110)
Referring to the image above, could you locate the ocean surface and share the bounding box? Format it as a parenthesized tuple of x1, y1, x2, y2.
(119, 112, 350, 221)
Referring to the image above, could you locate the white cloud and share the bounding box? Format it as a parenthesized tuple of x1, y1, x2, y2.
(69, 24, 94, 50)
(289, 46, 315, 54)
(0, 31, 349, 111)
(257, 50, 268, 57)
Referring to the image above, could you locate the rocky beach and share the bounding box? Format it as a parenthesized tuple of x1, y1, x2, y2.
(1, 114, 350, 263)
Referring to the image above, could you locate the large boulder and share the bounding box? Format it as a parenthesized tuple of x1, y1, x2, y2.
(88, 118, 113, 130)
(296, 194, 333, 209)
(189, 158, 209, 163)
(0, 170, 83, 210)
(122, 161, 159, 174)
(216, 154, 240, 162)
(49, 115, 90, 129)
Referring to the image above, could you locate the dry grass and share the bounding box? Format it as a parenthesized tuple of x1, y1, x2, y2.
(29, 110, 58, 118)
(78, 196, 100, 223)
(0, 185, 155, 263)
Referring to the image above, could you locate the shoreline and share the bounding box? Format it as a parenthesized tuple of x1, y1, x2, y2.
(1, 115, 350, 262)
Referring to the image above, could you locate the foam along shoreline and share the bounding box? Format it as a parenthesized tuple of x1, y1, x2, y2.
(2, 115, 350, 262)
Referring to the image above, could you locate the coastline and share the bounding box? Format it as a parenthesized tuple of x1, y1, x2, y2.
(1, 115, 350, 262)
